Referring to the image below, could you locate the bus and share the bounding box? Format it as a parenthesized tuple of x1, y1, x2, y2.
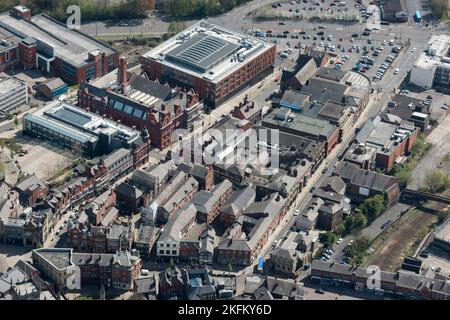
(415, 11, 422, 22)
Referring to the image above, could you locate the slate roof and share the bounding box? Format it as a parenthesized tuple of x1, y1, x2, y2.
(219, 186, 256, 217)
(300, 77, 349, 105)
(334, 162, 398, 192)
(159, 203, 197, 242)
(41, 78, 66, 91)
(315, 66, 346, 82)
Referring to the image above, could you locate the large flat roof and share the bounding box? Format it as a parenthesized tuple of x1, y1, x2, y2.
(142, 20, 275, 83)
(0, 77, 26, 97)
(24, 101, 140, 144)
(0, 13, 115, 67)
(414, 34, 450, 70)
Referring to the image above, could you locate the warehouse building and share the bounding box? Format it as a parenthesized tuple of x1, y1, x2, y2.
(410, 35, 450, 89)
(38, 78, 68, 100)
(0, 7, 119, 84)
(22, 101, 147, 157)
(0, 76, 28, 116)
(141, 20, 276, 107)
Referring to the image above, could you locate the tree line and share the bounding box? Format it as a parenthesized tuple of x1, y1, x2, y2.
(429, 0, 449, 20)
(161, 0, 251, 17)
(1, 0, 155, 21)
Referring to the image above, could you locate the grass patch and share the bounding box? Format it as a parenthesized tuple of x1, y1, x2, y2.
(69, 84, 80, 92)
(48, 165, 73, 183)
(76, 296, 94, 300)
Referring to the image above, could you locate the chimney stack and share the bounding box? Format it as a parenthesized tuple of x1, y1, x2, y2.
(118, 57, 128, 90)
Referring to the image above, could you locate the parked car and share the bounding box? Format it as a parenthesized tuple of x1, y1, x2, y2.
(315, 289, 325, 294)
(419, 251, 430, 258)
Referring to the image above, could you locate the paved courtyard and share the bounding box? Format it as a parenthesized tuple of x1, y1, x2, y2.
(15, 135, 77, 180)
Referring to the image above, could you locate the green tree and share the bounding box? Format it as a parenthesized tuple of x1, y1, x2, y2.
(168, 257, 175, 269)
(421, 169, 450, 194)
(346, 237, 371, 259)
(395, 170, 412, 189)
(227, 262, 233, 274)
(430, 0, 449, 20)
(334, 223, 345, 237)
(359, 194, 386, 222)
(13, 116, 18, 128)
(320, 232, 337, 248)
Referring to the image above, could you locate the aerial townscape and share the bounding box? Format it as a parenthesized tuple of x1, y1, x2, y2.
(0, 0, 450, 303)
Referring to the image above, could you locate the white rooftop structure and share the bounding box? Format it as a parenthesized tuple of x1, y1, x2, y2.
(410, 34, 450, 88)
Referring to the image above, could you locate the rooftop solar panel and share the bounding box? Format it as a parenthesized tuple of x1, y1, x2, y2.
(166, 33, 240, 72)
(51, 106, 92, 127)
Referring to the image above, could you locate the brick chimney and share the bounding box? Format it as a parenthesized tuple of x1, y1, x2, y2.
(118, 57, 128, 89)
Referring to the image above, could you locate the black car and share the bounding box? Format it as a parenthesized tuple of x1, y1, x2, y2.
(351, 33, 358, 37)
(315, 289, 325, 294)
(419, 251, 430, 258)
(427, 95, 433, 100)
(317, 31, 324, 35)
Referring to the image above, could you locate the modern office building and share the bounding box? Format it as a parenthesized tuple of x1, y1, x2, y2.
(0, 6, 119, 84)
(0, 76, 28, 115)
(410, 35, 450, 89)
(22, 101, 148, 157)
(141, 20, 276, 106)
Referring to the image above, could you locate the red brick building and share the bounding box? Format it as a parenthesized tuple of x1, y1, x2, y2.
(140, 20, 276, 107)
(0, 8, 119, 84)
(78, 59, 203, 149)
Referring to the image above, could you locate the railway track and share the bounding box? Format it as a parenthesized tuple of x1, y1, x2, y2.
(366, 190, 450, 270)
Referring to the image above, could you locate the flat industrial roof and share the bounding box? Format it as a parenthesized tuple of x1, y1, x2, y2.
(414, 34, 450, 70)
(166, 33, 241, 73)
(24, 101, 140, 144)
(142, 20, 275, 83)
(0, 13, 115, 67)
(0, 77, 26, 97)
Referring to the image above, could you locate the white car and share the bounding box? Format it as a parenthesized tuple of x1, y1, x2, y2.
(336, 238, 343, 245)
(394, 68, 399, 74)
(320, 42, 324, 47)
(411, 47, 416, 52)
(294, 209, 300, 216)
(273, 240, 279, 246)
